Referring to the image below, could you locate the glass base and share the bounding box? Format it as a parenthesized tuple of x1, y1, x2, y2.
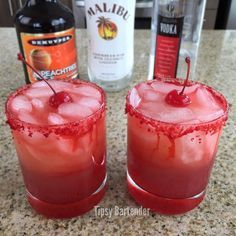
(127, 172, 205, 215)
(88, 68, 133, 92)
(27, 175, 107, 219)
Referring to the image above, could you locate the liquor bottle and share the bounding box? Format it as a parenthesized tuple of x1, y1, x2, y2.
(149, 0, 185, 80)
(149, 0, 206, 80)
(85, 0, 136, 92)
(15, 0, 78, 84)
(177, 0, 206, 79)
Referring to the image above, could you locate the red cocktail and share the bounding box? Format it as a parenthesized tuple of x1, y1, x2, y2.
(6, 79, 106, 218)
(126, 79, 228, 214)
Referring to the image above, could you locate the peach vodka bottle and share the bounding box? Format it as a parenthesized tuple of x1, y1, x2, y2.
(15, 0, 78, 83)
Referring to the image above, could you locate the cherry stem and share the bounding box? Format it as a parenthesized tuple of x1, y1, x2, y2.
(180, 57, 191, 95)
(17, 53, 56, 95)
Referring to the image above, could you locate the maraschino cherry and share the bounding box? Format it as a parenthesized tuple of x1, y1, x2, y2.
(165, 57, 191, 107)
(17, 53, 73, 108)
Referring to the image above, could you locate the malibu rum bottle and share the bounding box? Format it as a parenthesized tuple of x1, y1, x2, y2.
(15, 0, 78, 83)
(85, 0, 136, 92)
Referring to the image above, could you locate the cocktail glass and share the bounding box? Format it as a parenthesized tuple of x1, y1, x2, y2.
(126, 78, 228, 214)
(5, 79, 107, 218)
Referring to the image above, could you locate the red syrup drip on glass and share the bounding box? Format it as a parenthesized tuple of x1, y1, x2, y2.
(165, 57, 191, 107)
(17, 53, 73, 108)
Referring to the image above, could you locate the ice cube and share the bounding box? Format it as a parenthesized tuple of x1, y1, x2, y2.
(182, 119, 201, 124)
(184, 83, 200, 94)
(21, 131, 46, 144)
(195, 109, 224, 122)
(158, 106, 196, 123)
(175, 134, 205, 164)
(48, 113, 66, 125)
(129, 88, 141, 108)
(151, 81, 181, 94)
(25, 87, 52, 98)
(54, 138, 74, 156)
(31, 81, 47, 88)
(18, 112, 38, 124)
(11, 95, 32, 112)
(137, 101, 166, 120)
(52, 135, 93, 166)
(143, 90, 162, 102)
(48, 80, 73, 92)
(193, 87, 224, 122)
(77, 97, 101, 112)
(58, 103, 93, 120)
(71, 85, 101, 101)
(137, 83, 153, 97)
(32, 80, 72, 91)
(31, 98, 44, 109)
(176, 131, 220, 165)
(195, 87, 221, 110)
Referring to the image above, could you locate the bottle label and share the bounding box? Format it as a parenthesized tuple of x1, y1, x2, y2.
(20, 28, 78, 83)
(154, 15, 184, 78)
(85, 1, 135, 81)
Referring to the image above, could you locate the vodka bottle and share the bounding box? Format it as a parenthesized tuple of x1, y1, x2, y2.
(149, 0, 206, 80)
(85, 0, 136, 92)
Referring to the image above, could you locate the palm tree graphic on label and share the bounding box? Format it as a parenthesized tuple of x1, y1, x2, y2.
(96, 16, 118, 40)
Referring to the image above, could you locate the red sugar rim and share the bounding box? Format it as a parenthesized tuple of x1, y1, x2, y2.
(5, 79, 106, 137)
(125, 78, 229, 139)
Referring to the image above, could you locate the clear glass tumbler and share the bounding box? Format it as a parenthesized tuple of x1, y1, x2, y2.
(6, 79, 107, 218)
(126, 79, 228, 214)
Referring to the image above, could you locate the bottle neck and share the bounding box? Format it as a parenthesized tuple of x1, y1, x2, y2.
(26, 0, 58, 6)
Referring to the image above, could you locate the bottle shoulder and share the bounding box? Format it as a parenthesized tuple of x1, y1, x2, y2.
(15, 4, 75, 33)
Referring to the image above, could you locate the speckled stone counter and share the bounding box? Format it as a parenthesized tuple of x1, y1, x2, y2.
(0, 28, 235, 236)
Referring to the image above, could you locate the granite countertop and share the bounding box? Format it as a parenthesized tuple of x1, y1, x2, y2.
(0, 28, 235, 235)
